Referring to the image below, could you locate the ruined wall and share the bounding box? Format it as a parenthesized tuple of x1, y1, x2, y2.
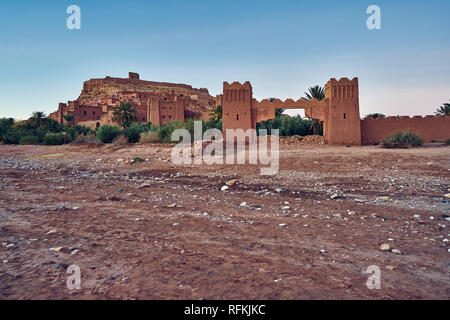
(361, 116, 450, 145)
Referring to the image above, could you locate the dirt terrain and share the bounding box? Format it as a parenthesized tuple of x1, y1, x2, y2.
(0, 142, 449, 300)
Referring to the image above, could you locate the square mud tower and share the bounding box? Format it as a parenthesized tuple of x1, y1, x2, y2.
(129, 72, 140, 80)
(222, 81, 253, 132)
(324, 78, 361, 145)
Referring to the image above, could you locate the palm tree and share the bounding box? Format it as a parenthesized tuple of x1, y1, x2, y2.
(112, 102, 137, 128)
(302, 86, 325, 135)
(209, 105, 222, 120)
(303, 85, 325, 101)
(63, 114, 74, 126)
(435, 101, 450, 116)
(363, 113, 386, 120)
(275, 109, 286, 117)
(30, 111, 46, 127)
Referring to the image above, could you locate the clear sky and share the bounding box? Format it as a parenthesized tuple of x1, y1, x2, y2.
(0, 0, 449, 119)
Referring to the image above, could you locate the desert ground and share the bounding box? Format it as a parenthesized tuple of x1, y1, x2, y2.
(0, 142, 449, 300)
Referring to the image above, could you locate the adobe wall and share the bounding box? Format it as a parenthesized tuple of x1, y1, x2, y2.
(361, 115, 450, 145)
(222, 82, 253, 131)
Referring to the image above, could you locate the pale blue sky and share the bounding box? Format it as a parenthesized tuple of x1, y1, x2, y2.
(0, 0, 449, 119)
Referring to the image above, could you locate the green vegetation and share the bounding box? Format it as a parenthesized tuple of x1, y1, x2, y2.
(382, 131, 424, 149)
(96, 125, 121, 143)
(435, 101, 450, 116)
(257, 116, 315, 136)
(303, 85, 325, 101)
(63, 114, 74, 126)
(0, 113, 92, 145)
(19, 135, 39, 145)
(363, 113, 386, 120)
(208, 105, 222, 121)
(43, 133, 72, 145)
(302, 85, 325, 135)
(112, 102, 138, 128)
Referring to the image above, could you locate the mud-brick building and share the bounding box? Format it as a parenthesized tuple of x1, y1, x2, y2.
(49, 72, 215, 129)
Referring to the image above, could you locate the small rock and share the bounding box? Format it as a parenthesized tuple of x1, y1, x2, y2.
(46, 230, 57, 235)
(173, 223, 180, 227)
(240, 202, 247, 207)
(380, 244, 390, 251)
(385, 265, 396, 270)
(226, 179, 237, 186)
(347, 211, 356, 216)
(167, 203, 177, 208)
(377, 196, 389, 201)
(445, 193, 450, 199)
(221, 186, 229, 192)
(50, 247, 64, 252)
(278, 223, 287, 227)
(138, 183, 152, 189)
(391, 249, 402, 254)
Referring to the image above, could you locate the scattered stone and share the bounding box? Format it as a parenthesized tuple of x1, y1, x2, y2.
(46, 230, 57, 235)
(173, 223, 180, 227)
(167, 203, 177, 208)
(138, 183, 152, 189)
(377, 196, 390, 201)
(221, 186, 229, 192)
(50, 247, 64, 252)
(347, 211, 356, 216)
(391, 249, 402, 254)
(226, 179, 237, 186)
(385, 266, 396, 270)
(240, 202, 247, 207)
(380, 244, 390, 251)
(445, 193, 450, 199)
(278, 223, 287, 227)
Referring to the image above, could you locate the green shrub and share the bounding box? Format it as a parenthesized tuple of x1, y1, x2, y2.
(132, 157, 145, 163)
(0, 118, 15, 141)
(257, 115, 315, 136)
(19, 135, 38, 145)
(96, 125, 121, 143)
(43, 133, 71, 145)
(66, 125, 92, 140)
(382, 131, 423, 149)
(158, 121, 185, 143)
(123, 123, 146, 143)
(2, 130, 21, 145)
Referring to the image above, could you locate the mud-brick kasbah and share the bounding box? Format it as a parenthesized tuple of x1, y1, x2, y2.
(50, 72, 450, 145)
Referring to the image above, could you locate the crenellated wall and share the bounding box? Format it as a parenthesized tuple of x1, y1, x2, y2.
(361, 115, 450, 145)
(221, 78, 362, 145)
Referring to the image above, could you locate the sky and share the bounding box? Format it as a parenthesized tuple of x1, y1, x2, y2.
(0, 0, 449, 120)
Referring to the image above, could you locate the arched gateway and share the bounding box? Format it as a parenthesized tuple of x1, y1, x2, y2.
(220, 77, 362, 145)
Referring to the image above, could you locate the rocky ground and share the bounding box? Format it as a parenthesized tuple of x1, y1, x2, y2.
(0, 142, 449, 300)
